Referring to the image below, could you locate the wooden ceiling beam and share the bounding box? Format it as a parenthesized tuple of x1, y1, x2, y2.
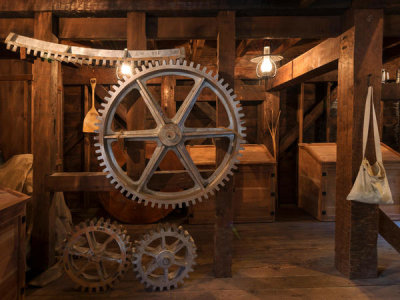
(266, 37, 340, 91)
(2, 15, 399, 41)
(236, 16, 341, 39)
(0, 0, 352, 14)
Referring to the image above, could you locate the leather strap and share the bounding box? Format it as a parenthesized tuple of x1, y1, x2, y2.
(362, 86, 382, 162)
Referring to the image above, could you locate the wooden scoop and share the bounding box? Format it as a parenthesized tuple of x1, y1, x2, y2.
(82, 78, 99, 133)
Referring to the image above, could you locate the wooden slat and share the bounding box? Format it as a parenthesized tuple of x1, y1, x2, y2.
(267, 37, 340, 91)
(0, 74, 32, 81)
(335, 9, 383, 279)
(379, 209, 400, 253)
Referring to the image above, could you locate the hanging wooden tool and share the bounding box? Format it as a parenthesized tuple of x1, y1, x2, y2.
(82, 78, 99, 133)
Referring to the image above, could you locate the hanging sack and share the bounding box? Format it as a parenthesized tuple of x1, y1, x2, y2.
(346, 86, 393, 204)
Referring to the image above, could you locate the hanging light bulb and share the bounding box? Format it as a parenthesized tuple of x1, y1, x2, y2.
(120, 62, 133, 76)
(251, 45, 283, 79)
(260, 56, 273, 73)
(116, 48, 133, 79)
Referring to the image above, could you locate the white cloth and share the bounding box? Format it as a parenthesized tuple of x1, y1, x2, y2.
(347, 86, 393, 204)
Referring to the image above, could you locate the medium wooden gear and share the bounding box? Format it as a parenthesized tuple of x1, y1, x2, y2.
(132, 223, 197, 291)
(62, 218, 132, 292)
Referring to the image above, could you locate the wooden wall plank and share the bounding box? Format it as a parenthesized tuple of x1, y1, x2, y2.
(59, 18, 126, 40)
(0, 18, 34, 39)
(335, 9, 383, 279)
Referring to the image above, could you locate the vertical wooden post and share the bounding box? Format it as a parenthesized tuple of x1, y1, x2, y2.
(126, 12, 147, 179)
(83, 85, 91, 208)
(31, 12, 61, 272)
(23, 80, 31, 153)
(161, 76, 176, 118)
(214, 11, 235, 278)
(298, 83, 304, 143)
(326, 82, 332, 142)
(335, 9, 383, 279)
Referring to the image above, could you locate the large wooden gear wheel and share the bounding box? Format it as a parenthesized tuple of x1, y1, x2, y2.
(95, 60, 246, 208)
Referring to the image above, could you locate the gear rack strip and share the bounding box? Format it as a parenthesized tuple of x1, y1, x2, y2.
(5, 32, 185, 67)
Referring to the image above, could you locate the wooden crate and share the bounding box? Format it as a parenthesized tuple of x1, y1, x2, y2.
(298, 143, 400, 221)
(0, 188, 30, 300)
(188, 144, 277, 224)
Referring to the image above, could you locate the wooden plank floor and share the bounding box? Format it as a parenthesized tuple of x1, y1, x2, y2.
(27, 219, 400, 299)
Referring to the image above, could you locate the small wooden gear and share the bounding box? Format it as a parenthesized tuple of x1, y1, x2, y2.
(62, 218, 132, 292)
(132, 223, 197, 291)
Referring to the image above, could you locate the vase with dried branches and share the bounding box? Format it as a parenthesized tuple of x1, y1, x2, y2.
(266, 109, 280, 160)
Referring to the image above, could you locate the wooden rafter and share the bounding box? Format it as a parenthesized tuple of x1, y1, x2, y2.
(266, 37, 340, 91)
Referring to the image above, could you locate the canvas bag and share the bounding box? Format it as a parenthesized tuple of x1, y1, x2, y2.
(346, 86, 393, 204)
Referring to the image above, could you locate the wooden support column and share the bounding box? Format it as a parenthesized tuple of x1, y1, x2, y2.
(298, 83, 305, 143)
(31, 12, 61, 273)
(83, 85, 91, 208)
(126, 12, 147, 179)
(335, 9, 383, 279)
(214, 11, 235, 278)
(326, 82, 332, 142)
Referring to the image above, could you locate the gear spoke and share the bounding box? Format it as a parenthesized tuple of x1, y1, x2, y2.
(175, 143, 205, 190)
(161, 234, 167, 249)
(143, 246, 157, 258)
(101, 251, 123, 263)
(174, 258, 187, 267)
(85, 231, 97, 251)
(100, 236, 115, 251)
(144, 259, 158, 276)
(163, 268, 169, 282)
(69, 246, 91, 258)
(173, 241, 185, 254)
(136, 144, 167, 192)
(96, 261, 108, 280)
(76, 261, 91, 276)
(183, 127, 236, 140)
(173, 78, 205, 127)
(137, 79, 167, 126)
(104, 129, 158, 141)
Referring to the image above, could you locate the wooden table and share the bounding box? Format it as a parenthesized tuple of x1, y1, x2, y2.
(188, 144, 277, 224)
(0, 187, 30, 300)
(298, 143, 400, 221)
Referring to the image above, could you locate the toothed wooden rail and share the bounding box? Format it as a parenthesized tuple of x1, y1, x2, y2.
(5, 32, 185, 67)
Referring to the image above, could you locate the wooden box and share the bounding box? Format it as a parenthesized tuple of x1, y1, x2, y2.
(0, 188, 30, 300)
(298, 143, 400, 221)
(189, 144, 277, 224)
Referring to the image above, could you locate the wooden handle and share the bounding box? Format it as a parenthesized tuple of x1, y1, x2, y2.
(90, 78, 96, 108)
